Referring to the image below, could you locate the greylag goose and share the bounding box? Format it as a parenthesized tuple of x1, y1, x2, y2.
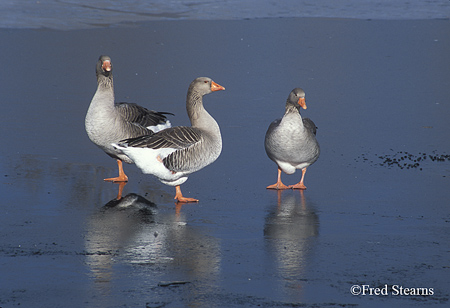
(264, 88, 320, 190)
(85, 55, 172, 182)
(113, 77, 225, 203)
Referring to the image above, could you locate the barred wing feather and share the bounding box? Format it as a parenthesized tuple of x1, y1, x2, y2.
(115, 102, 173, 128)
(122, 126, 201, 150)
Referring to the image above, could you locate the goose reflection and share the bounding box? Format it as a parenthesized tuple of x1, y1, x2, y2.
(84, 193, 221, 306)
(84, 193, 157, 288)
(264, 190, 319, 300)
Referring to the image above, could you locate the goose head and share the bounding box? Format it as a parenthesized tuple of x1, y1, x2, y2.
(287, 88, 307, 110)
(96, 55, 113, 78)
(189, 77, 225, 96)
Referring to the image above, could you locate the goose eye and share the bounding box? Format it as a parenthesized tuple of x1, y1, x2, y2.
(204, 80, 208, 83)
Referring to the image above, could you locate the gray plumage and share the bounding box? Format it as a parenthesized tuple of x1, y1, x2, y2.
(115, 77, 224, 185)
(265, 88, 320, 189)
(85, 55, 172, 164)
(115, 102, 173, 130)
(122, 126, 205, 173)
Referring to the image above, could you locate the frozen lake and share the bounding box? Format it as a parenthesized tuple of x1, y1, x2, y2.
(0, 2, 449, 308)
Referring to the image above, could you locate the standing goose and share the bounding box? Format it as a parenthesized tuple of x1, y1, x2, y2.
(85, 55, 172, 182)
(113, 77, 225, 203)
(265, 88, 320, 190)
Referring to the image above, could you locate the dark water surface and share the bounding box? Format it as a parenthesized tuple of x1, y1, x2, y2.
(1, 0, 449, 29)
(0, 18, 449, 307)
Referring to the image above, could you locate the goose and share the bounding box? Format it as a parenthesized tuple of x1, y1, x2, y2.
(113, 77, 225, 203)
(264, 88, 320, 190)
(85, 55, 172, 182)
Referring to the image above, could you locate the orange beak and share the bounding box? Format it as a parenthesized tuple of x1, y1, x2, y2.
(298, 97, 307, 109)
(211, 81, 225, 92)
(102, 60, 112, 72)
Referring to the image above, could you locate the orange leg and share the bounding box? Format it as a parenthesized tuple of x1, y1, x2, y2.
(115, 181, 126, 200)
(104, 160, 129, 182)
(289, 168, 307, 190)
(266, 167, 290, 190)
(174, 185, 199, 203)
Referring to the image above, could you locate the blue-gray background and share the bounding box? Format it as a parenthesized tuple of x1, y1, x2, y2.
(0, 1, 449, 308)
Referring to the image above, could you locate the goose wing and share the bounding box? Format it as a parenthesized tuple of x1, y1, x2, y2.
(115, 102, 173, 128)
(121, 126, 203, 173)
(303, 118, 317, 136)
(122, 126, 201, 150)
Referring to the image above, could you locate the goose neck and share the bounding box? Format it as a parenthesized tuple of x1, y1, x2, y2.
(285, 103, 301, 117)
(186, 91, 206, 124)
(97, 74, 113, 90)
